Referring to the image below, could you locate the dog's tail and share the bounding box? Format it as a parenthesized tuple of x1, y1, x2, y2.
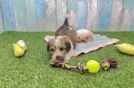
(63, 18, 69, 26)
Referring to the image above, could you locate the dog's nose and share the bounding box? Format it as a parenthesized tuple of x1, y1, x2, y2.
(56, 56, 65, 61)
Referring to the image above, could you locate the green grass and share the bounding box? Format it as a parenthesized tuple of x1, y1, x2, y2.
(0, 32, 134, 88)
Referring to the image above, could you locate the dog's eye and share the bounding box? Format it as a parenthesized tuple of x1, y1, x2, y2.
(86, 36, 89, 39)
(60, 47, 65, 51)
(50, 48, 55, 52)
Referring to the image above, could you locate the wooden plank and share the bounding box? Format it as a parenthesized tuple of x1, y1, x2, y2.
(35, 0, 45, 31)
(14, 0, 27, 31)
(56, 0, 67, 29)
(130, 9, 134, 31)
(110, 0, 123, 31)
(77, 0, 88, 29)
(0, 0, 16, 31)
(0, 8, 4, 32)
(35, 0, 45, 19)
(123, 0, 134, 10)
(45, 0, 57, 31)
(120, 9, 131, 31)
(67, 0, 78, 12)
(123, 0, 134, 31)
(67, 0, 78, 29)
(98, 0, 112, 31)
(25, 0, 37, 31)
(87, 0, 98, 31)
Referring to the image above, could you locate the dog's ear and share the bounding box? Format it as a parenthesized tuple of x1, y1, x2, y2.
(66, 42, 71, 52)
(63, 36, 71, 52)
(44, 35, 54, 52)
(44, 35, 55, 44)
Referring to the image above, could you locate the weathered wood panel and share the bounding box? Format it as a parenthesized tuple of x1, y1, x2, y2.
(56, 0, 67, 29)
(98, 0, 112, 31)
(67, 0, 78, 29)
(0, 7, 4, 32)
(0, 0, 134, 31)
(35, 0, 45, 31)
(45, 0, 57, 31)
(25, 0, 37, 31)
(110, 0, 123, 31)
(120, 9, 131, 31)
(130, 9, 134, 31)
(0, 0, 16, 31)
(14, 0, 27, 31)
(87, 0, 98, 31)
(77, 0, 88, 29)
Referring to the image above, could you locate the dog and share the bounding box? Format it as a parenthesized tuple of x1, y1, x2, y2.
(55, 18, 77, 48)
(45, 18, 77, 62)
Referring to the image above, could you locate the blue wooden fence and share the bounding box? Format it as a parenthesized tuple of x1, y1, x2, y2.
(0, 0, 134, 32)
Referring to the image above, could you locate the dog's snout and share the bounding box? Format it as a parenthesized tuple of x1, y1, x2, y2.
(56, 56, 65, 60)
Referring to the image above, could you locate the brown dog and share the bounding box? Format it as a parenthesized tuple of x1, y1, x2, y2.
(55, 18, 77, 48)
(46, 18, 77, 61)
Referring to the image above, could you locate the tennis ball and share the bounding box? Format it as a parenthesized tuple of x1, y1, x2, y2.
(86, 60, 100, 73)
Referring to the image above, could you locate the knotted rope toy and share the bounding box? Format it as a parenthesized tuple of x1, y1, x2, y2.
(50, 56, 118, 74)
(50, 57, 87, 73)
(101, 57, 118, 70)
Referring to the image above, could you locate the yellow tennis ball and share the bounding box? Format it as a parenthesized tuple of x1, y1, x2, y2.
(86, 60, 100, 73)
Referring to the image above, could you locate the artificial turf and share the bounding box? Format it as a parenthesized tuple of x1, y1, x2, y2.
(0, 31, 134, 88)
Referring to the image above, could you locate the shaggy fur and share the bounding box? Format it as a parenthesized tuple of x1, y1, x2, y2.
(46, 18, 77, 61)
(55, 18, 77, 48)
